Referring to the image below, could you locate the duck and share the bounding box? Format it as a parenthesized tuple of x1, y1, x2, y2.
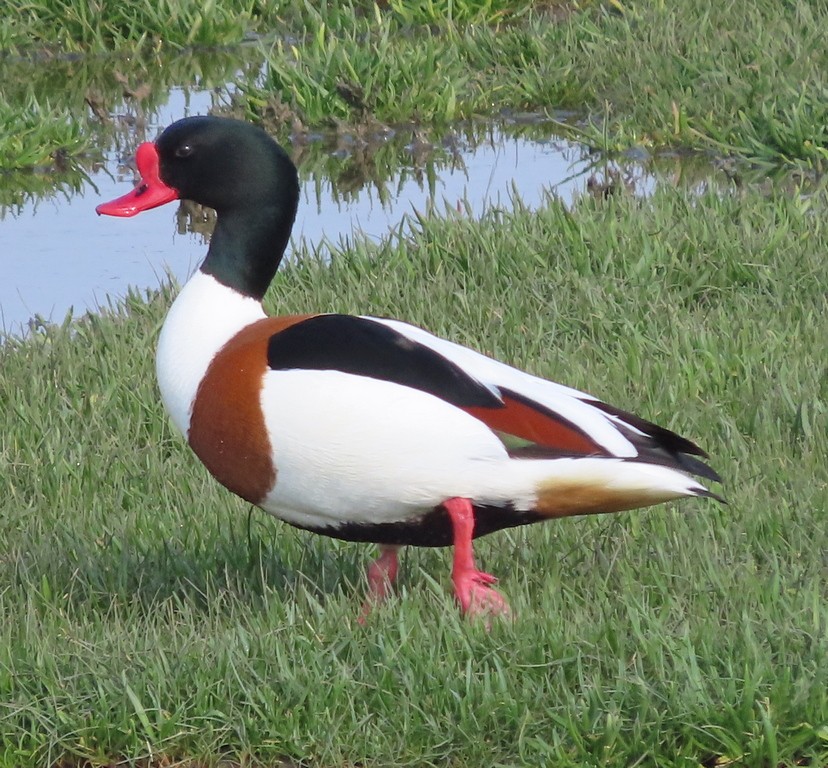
(97, 116, 722, 620)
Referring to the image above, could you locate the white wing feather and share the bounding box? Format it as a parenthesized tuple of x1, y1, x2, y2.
(366, 317, 638, 457)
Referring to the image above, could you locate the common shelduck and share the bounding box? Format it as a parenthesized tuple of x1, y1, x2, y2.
(97, 116, 721, 620)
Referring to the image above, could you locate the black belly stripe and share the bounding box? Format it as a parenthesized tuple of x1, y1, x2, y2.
(288, 504, 544, 547)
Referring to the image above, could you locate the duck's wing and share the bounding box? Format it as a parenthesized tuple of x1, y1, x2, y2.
(365, 317, 721, 483)
(266, 313, 502, 409)
(264, 314, 719, 482)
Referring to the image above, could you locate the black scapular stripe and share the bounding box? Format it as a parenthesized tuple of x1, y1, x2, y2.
(266, 314, 504, 409)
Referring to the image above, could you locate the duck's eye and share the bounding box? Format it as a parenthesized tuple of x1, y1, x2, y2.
(175, 143, 194, 158)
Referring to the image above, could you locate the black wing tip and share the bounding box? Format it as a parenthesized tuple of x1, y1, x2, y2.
(676, 452, 722, 484)
(695, 487, 728, 505)
(589, 399, 712, 457)
(587, 399, 724, 484)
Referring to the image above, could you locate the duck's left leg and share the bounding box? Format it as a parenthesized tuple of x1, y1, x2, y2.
(358, 544, 400, 623)
(444, 497, 511, 619)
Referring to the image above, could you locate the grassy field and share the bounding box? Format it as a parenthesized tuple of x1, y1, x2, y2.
(0, 0, 536, 52)
(2, 180, 827, 766)
(0, 0, 277, 51)
(1, 0, 826, 171)
(253, 0, 828, 168)
(2, 0, 828, 766)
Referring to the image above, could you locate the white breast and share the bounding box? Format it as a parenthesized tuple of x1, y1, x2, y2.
(155, 271, 266, 436)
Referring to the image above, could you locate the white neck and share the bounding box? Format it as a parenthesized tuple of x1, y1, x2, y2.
(155, 270, 266, 436)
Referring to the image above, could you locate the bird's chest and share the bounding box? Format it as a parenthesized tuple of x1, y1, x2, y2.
(186, 333, 276, 505)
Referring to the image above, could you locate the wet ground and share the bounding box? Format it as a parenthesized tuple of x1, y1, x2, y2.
(0, 48, 735, 337)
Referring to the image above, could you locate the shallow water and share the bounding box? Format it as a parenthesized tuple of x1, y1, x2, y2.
(0, 118, 588, 334)
(0, 52, 727, 337)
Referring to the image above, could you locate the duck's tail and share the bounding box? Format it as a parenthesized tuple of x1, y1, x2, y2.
(487, 456, 724, 521)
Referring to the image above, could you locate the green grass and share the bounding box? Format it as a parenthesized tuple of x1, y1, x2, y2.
(2, 0, 826, 176)
(2, 180, 827, 766)
(0, 0, 539, 53)
(0, 46, 262, 185)
(252, 6, 589, 129)
(0, 0, 275, 52)
(250, 0, 828, 167)
(3, 0, 827, 172)
(562, 0, 828, 167)
(2, 0, 827, 764)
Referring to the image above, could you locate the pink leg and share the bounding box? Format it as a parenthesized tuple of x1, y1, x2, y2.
(358, 545, 400, 624)
(444, 497, 510, 620)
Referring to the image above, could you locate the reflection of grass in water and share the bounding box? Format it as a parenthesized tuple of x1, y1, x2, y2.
(291, 123, 515, 207)
(0, 90, 90, 169)
(171, 119, 592, 242)
(0, 46, 264, 174)
(0, 167, 86, 214)
(1, 182, 827, 766)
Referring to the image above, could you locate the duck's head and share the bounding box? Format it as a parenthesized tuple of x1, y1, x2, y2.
(98, 116, 300, 300)
(97, 115, 299, 217)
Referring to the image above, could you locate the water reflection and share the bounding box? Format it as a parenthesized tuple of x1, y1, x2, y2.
(0, 49, 736, 337)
